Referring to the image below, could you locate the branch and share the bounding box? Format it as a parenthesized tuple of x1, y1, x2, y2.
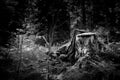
(68, 52, 89, 71)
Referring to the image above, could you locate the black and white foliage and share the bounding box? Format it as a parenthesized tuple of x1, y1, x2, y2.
(0, 0, 120, 80)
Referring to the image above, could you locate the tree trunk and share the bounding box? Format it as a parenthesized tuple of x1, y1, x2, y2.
(81, 0, 86, 26)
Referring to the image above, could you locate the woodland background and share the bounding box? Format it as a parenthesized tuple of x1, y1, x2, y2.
(0, 0, 120, 80)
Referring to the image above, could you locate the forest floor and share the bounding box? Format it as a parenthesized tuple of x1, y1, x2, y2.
(1, 35, 120, 80)
(19, 42, 120, 80)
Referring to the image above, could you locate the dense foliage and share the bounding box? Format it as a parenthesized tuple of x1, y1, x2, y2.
(0, 0, 120, 80)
